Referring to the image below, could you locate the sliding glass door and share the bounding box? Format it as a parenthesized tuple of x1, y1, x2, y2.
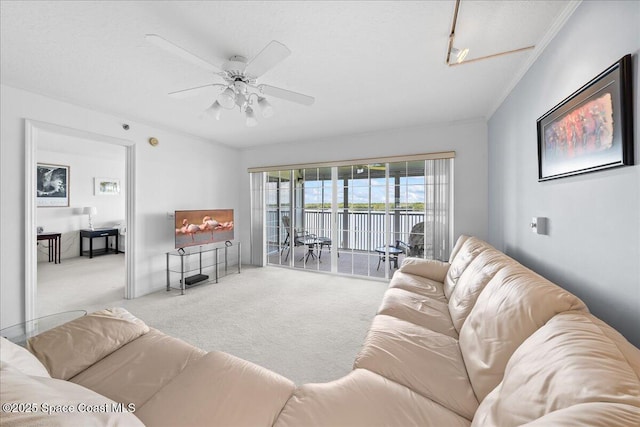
(259, 157, 452, 279)
(336, 163, 389, 277)
(295, 167, 333, 272)
(266, 167, 334, 272)
(265, 170, 291, 265)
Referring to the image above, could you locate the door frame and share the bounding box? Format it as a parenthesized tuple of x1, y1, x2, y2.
(24, 119, 136, 321)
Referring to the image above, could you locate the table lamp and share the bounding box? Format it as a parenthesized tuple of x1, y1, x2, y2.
(83, 206, 97, 230)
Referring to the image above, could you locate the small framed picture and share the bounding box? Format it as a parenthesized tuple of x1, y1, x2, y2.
(37, 163, 70, 207)
(536, 54, 634, 181)
(94, 177, 121, 196)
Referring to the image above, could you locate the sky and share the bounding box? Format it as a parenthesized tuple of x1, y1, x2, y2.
(299, 176, 425, 205)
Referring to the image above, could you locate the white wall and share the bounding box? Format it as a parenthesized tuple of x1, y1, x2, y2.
(37, 136, 126, 260)
(488, 1, 640, 346)
(0, 84, 240, 328)
(239, 119, 489, 263)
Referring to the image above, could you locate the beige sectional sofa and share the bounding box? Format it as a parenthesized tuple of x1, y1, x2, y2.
(2, 235, 639, 426)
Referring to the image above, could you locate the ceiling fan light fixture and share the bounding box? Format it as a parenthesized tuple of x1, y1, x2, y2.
(149, 35, 315, 126)
(451, 47, 469, 63)
(218, 87, 237, 109)
(204, 100, 222, 120)
(258, 97, 275, 118)
(245, 106, 258, 127)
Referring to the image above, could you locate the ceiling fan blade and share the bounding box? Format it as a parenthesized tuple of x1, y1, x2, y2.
(258, 84, 315, 106)
(245, 41, 291, 78)
(146, 34, 222, 73)
(168, 84, 225, 99)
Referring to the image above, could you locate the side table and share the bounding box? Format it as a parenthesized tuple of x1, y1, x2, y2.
(375, 246, 403, 270)
(80, 228, 119, 258)
(37, 232, 61, 264)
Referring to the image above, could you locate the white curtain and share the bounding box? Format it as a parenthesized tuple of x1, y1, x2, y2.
(425, 159, 453, 261)
(249, 172, 265, 266)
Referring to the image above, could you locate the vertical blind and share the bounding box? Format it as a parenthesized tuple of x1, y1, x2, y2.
(426, 159, 452, 261)
(249, 172, 265, 266)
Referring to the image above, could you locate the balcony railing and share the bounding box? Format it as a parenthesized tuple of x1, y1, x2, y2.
(266, 209, 428, 252)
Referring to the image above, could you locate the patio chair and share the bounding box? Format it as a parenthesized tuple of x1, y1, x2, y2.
(281, 216, 316, 261)
(408, 221, 425, 257)
(281, 216, 292, 253)
(396, 222, 425, 258)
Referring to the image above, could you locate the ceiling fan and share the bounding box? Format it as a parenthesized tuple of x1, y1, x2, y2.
(146, 34, 315, 127)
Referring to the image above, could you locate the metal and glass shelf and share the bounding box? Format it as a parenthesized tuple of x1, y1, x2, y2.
(166, 242, 241, 295)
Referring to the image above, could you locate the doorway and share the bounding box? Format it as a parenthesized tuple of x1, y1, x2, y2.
(37, 133, 126, 316)
(25, 120, 135, 321)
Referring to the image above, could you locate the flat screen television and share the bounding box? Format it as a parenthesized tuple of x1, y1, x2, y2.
(174, 209, 234, 249)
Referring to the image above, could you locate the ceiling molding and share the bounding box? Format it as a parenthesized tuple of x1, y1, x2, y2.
(485, 0, 583, 120)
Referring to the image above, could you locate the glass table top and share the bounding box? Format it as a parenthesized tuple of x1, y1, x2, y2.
(0, 310, 87, 345)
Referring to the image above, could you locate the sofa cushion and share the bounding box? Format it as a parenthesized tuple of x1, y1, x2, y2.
(388, 271, 448, 303)
(521, 403, 640, 427)
(354, 315, 478, 420)
(0, 336, 50, 378)
(27, 307, 149, 380)
(444, 236, 491, 300)
(448, 234, 471, 263)
(378, 288, 458, 338)
(70, 328, 205, 408)
(471, 311, 640, 427)
(275, 369, 471, 427)
(448, 248, 513, 333)
(0, 361, 144, 426)
(398, 258, 450, 282)
(459, 265, 588, 402)
(136, 351, 296, 427)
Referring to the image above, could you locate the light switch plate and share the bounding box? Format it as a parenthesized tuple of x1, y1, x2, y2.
(530, 217, 547, 235)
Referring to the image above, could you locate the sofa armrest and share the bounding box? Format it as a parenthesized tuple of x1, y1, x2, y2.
(27, 308, 149, 380)
(399, 258, 450, 282)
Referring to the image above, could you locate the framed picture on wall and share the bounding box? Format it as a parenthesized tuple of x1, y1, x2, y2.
(37, 163, 70, 207)
(94, 177, 120, 195)
(536, 54, 634, 181)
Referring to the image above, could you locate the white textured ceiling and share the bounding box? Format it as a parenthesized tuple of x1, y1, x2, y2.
(1, 1, 575, 148)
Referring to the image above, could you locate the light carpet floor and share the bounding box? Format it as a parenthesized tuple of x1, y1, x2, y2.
(38, 254, 127, 317)
(38, 257, 388, 384)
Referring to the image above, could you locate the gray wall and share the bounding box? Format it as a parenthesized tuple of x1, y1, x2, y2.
(488, 1, 640, 346)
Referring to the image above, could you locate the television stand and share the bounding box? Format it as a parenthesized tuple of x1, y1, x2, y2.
(166, 243, 241, 295)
